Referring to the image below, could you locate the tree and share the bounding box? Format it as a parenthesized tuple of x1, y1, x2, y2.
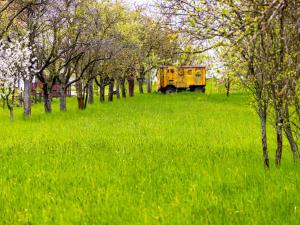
(159, 0, 299, 167)
(0, 36, 35, 120)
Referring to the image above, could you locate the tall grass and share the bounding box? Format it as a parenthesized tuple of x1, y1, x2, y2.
(0, 91, 299, 224)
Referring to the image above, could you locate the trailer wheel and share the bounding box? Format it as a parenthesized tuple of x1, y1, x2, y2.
(194, 86, 205, 93)
(165, 86, 176, 94)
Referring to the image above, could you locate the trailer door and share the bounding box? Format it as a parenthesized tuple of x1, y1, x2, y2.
(194, 68, 203, 85)
(176, 68, 186, 88)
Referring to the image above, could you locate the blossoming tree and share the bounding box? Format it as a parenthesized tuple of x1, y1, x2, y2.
(0, 37, 35, 120)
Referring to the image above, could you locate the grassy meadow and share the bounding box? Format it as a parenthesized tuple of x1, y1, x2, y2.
(0, 87, 299, 224)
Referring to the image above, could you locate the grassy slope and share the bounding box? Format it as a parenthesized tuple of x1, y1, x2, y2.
(0, 91, 299, 225)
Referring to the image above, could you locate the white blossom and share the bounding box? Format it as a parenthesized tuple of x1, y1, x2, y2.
(0, 36, 36, 96)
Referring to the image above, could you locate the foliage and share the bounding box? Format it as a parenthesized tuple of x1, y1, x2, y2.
(0, 36, 33, 88)
(0, 36, 35, 119)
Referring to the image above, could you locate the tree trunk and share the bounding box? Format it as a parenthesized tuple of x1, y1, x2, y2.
(108, 79, 114, 102)
(44, 92, 52, 113)
(6, 98, 14, 121)
(128, 77, 134, 97)
(76, 81, 85, 110)
(88, 80, 94, 104)
(147, 76, 152, 93)
(283, 103, 299, 161)
(60, 85, 67, 111)
(18, 90, 23, 107)
(23, 78, 32, 117)
(100, 84, 105, 102)
(274, 7, 287, 167)
(120, 78, 126, 98)
(84, 86, 88, 109)
(138, 78, 144, 94)
(258, 101, 269, 168)
(77, 97, 84, 110)
(9, 107, 13, 121)
(24, 5, 36, 117)
(225, 78, 230, 97)
(116, 81, 120, 99)
(275, 99, 284, 167)
(295, 94, 300, 121)
(43, 84, 52, 113)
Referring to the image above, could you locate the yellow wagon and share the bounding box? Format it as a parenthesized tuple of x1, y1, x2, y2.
(157, 65, 206, 93)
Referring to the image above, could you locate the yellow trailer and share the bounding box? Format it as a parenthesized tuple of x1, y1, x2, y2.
(157, 65, 206, 93)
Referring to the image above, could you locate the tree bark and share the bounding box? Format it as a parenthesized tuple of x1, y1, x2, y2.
(256, 77, 269, 169)
(100, 84, 105, 102)
(128, 77, 134, 97)
(146, 76, 152, 93)
(116, 81, 120, 99)
(18, 89, 23, 107)
(225, 77, 230, 97)
(294, 94, 300, 121)
(9, 107, 13, 121)
(258, 100, 269, 169)
(43, 83, 52, 113)
(274, 5, 286, 167)
(84, 86, 88, 109)
(120, 78, 126, 98)
(88, 79, 94, 104)
(6, 98, 14, 121)
(77, 97, 84, 110)
(44, 93, 52, 113)
(275, 99, 284, 167)
(108, 79, 114, 102)
(23, 78, 32, 117)
(283, 103, 299, 161)
(138, 78, 144, 94)
(76, 81, 85, 110)
(60, 85, 67, 111)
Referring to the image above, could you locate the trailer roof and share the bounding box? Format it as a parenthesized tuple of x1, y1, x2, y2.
(159, 65, 206, 68)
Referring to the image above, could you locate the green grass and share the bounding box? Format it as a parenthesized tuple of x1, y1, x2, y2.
(0, 90, 299, 225)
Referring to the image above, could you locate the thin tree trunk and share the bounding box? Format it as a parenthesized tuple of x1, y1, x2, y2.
(23, 78, 32, 117)
(225, 78, 230, 97)
(128, 77, 134, 97)
(43, 84, 52, 113)
(116, 81, 120, 99)
(147, 76, 152, 93)
(76, 81, 84, 110)
(18, 90, 23, 107)
(60, 85, 67, 111)
(294, 94, 300, 121)
(256, 77, 269, 169)
(108, 79, 114, 102)
(274, 6, 286, 167)
(44, 93, 52, 113)
(120, 78, 126, 98)
(100, 84, 105, 102)
(77, 97, 84, 109)
(138, 78, 144, 94)
(88, 79, 94, 104)
(283, 103, 299, 161)
(275, 98, 284, 167)
(84, 86, 88, 109)
(258, 100, 269, 168)
(9, 107, 13, 121)
(6, 98, 14, 121)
